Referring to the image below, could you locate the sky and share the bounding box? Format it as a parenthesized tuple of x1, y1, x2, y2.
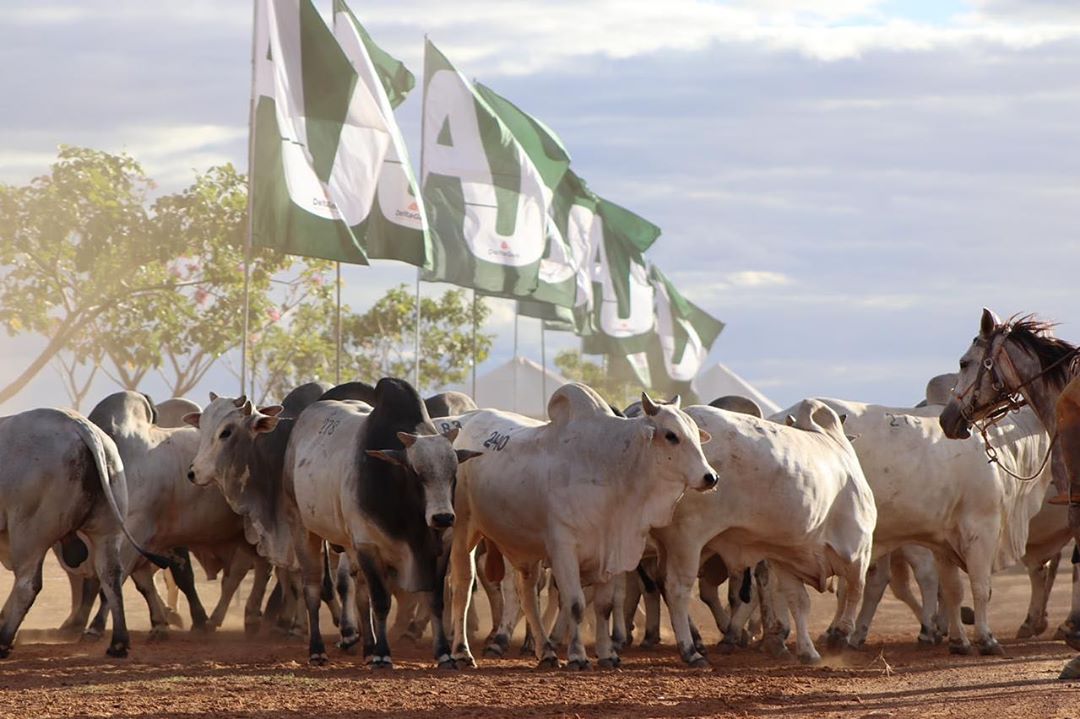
(1, 0, 1079, 413)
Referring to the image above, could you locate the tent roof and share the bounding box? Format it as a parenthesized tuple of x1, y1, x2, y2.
(463, 356, 570, 419)
(692, 362, 781, 415)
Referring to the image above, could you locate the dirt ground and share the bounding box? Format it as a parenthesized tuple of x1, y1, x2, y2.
(1, 555, 1079, 719)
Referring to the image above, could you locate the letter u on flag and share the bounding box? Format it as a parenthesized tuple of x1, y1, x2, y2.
(420, 39, 554, 297)
(250, 0, 429, 267)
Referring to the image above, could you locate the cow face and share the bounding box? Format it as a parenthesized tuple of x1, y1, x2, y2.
(366, 427, 480, 529)
(639, 393, 718, 492)
(184, 395, 282, 493)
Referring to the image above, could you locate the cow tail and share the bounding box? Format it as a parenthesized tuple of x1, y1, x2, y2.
(739, 568, 752, 604)
(636, 562, 659, 595)
(71, 415, 172, 570)
(321, 543, 336, 603)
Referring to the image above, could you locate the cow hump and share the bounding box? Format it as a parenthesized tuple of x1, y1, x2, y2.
(547, 383, 614, 425)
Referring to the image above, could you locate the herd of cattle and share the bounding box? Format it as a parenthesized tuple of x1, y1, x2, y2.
(3, 308, 1080, 680)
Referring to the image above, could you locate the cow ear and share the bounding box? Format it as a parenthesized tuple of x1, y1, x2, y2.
(641, 393, 660, 416)
(980, 307, 1000, 337)
(455, 449, 482, 464)
(366, 449, 408, 467)
(838, 413, 848, 425)
(698, 428, 711, 444)
(209, 392, 219, 402)
(249, 412, 279, 434)
(668, 394, 681, 409)
(785, 415, 796, 427)
(396, 432, 419, 448)
(443, 426, 461, 443)
(258, 405, 285, 417)
(182, 412, 201, 428)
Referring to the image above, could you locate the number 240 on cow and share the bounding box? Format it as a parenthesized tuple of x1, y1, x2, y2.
(483, 431, 510, 451)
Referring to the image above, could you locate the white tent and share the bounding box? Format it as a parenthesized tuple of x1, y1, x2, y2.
(467, 356, 570, 419)
(692, 362, 781, 416)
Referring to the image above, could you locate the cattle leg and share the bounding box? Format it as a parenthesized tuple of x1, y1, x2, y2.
(208, 551, 254, 630)
(515, 563, 559, 668)
(756, 562, 792, 659)
(0, 551, 46, 658)
(623, 570, 643, 645)
(60, 576, 99, 638)
(85, 591, 109, 638)
(130, 564, 173, 639)
(660, 539, 709, 667)
(485, 564, 521, 658)
(906, 550, 942, 645)
(936, 558, 972, 654)
(699, 577, 731, 637)
(478, 560, 504, 644)
(169, 549, 210, 632)
(353, 573, 374, 661)
(297, 533, 329, 665)
(721, 576, 756, 651)
(1020, 555, 1056, 638)
(774, 568, 820, 664)
(244, 557, 272, 637)
(88, 533, 132, 659)
(850, 558, 890, 647)
(592, 579, 619, 668)
(547, 548, 589, 670)
(825, 553, 868, 652)
(964, 537, 1002, 655)
(447, 533, 478, 668)
(610, 574, 628, 652)
(1058, 547, 1080, 648)
(358, 554, 393, 669)
(334, 554, 361, 654)
(425, 550, 455, 670)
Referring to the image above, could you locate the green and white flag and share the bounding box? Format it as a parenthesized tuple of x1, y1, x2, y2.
(421, 40, 556, 297)
(332, 0, 430, 267)
(649, 266, 724, 385)
(251, 0, 428, 266)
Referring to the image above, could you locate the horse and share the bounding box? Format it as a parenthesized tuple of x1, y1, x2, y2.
(939, 307, 1080, 679)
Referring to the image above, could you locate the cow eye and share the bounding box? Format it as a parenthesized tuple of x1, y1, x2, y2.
(219, 428, 232, 440)
(665, 431, 679, 445)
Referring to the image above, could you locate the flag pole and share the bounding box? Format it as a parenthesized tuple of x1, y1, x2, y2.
(540, 319, 547, 408)
(335, 262, 342, 384)
(415, 34, 430, 393)
(413, 268, 421, 390)
(471, 289, 478, 401)
(241, 0, 259, 398)
(512, 306, 519, 413)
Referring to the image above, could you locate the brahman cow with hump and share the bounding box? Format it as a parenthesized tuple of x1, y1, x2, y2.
(782, 398, 1052, 655)
(654, 399, 876, 666)
(0, 407, 162, 658)
(188, 378, 474, 668)
(446, 384, 718, 670)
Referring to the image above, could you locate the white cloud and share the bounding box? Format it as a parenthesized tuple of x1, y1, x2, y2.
(725, 271, 793, 288)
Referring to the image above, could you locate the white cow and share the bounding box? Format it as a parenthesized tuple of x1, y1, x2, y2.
(788, 399, 1053, 655)
(653, 399, 877, 666)
(446, 385, 718, 670)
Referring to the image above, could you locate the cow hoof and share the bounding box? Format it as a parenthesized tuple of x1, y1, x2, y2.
(106, 642, 128, 659)
(948, 639, 973, 656)
(80, 629, 103, 643)
(960, 606, 975, 625)
(537, 656, 560, 670)
(1016, 617, 1048, 639)
(978, 639, 1005, 656)
(0, 645, 11, 659)
(825, 630, 850, 653)
(165, 609, 185, 629)
(687, 656, 710, 669)
(337, 635, 360, 655)
(1059, 657, 1080, 680)
(309, 652, 329, 666)
(1064, 632, 1080, 653)
(798, 651, 822, 666)
(453, 656, 476, 670)
(763, 636, 792, 660)
(483, 645, 504, 659)
(597, 656, 621, 669)
(244, 621, 261, 638)
(564, 658, 590, 671)
(716, 641, 738, 655)
(436, 657, 457, 671)
(191, 619, 211, 634)
(917, 634, 937, 648)
(371, 657, 394, 670)
(148, 627, 170, 642)
(641, 634, 660, 650)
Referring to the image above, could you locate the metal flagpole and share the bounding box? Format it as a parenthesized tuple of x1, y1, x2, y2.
(512, 307, 519, 413)
(414, 269, 421, 391)
(240, 0, 259, 398)
(471, 290, 478, 401)
(415, 35, 430, 394)
(540, 320, 547, 408)
(335, 262, 342, 384)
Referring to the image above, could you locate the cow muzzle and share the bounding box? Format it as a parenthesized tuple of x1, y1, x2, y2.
(430, 512, 455, 529)
(701, 472, 718, 490)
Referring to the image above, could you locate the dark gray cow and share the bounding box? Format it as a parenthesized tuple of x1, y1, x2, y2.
(0, 408, 165, 657)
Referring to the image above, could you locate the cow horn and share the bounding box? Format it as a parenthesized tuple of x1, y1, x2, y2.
(233, 395, 248, 408)
(641, 393, 660, 416)
(240, 400, 253, 416)
(667, 394, 681, 409)
(209, 391, 219, 402)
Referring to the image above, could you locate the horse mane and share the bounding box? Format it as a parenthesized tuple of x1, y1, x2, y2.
(1004, 314, 1077, 390)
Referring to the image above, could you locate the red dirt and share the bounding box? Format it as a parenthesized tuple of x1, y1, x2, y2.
(1, 557, 1079, 718)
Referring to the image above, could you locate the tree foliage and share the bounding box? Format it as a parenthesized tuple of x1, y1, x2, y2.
(554, 349, 644, 410)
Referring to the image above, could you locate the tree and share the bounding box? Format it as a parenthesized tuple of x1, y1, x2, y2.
(248, 284, 495, 404)
(554, 349, 644, 409)
(0, 146, 173, 404)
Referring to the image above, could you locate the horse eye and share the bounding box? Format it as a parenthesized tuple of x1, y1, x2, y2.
(219, 428, 232, 440)
(665, 431, 679, 445)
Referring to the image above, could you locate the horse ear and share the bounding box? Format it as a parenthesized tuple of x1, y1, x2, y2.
(980, 308, 1000, 337)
